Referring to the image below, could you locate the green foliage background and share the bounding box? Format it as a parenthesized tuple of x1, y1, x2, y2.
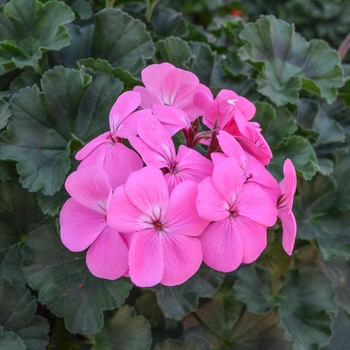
(0, 0, 350, 349)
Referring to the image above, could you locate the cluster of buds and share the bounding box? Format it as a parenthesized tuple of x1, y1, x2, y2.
(59, 63, 296, 287)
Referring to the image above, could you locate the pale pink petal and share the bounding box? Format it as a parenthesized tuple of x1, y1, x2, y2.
(108, 185, 153, 232)
(133, 86, 158, 109)
(152, 104, 191, 136)
(124, 167, 169, 221)
(196, 177, 229, 221)
(211, 152, 227, 165)
(115, 109, 152, 139)
(236, 95, 256, 121)
(176, 146, 214, 183)
(279, 209, 297, 255)
(161, 234, 202, 286)
(182, 84, 213, 119)
(86, 226, 129, 279)
(217, 130, 245, 162)
(79, 142, 143, 189)
(128, 229, 164, 287)
(211, 158, 245, 204)
(60, 198, 106, 251)
(164, 173, 182, 194)
(234, 216, 267, 263)
(279, 159, 297, 210)
(109, 91, 141, 133)
(164, 180, 209, 236)
(236, 183, 278, 227)
(199, 218, 243, 272)
(65, 167, 111, 214)
(75, 132, 109, 161)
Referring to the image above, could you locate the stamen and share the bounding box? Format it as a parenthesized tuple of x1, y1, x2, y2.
(153, 220, 164, 231)
(229, 208, 239, 218)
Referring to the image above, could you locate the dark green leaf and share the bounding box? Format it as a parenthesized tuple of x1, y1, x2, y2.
(0, 98, 10, 129)
(22, 223, 132, 334)
(268, 135, 318, 181)
(155, 37, 192, 69)
(91, 305, 151, 350)
(233, 266, 276, 314)
(91, 9, 154, 77)
(151, 7, 189, 38)
(0, 0, 74, 71)
(277, 268, 337, 350)
(37, 188, 69, 216)
(296, 99, 345, 146)
(155, 334, 210, 350)
(8, 70, 41, 95)
(153, 265, 224, 320)
(0, 278, 49, 350)
(0, 327, 25, 350)
(239, 16, 343, 106)
(66, 0, 92, 20)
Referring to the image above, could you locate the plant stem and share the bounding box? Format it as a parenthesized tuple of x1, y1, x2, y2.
(145, 0, 160, 21)
(338, 32, 350, 60)
(106, 0, 116, 8)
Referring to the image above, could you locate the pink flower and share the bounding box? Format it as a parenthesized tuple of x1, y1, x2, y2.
(107, 167, 209, 287)
(278, 159, 297, 255)
(129, 115, 213, 193)
(133, 62, 213, 120)
(59, 167, 128, 280)
(75, 91, 150, 188)
(196, 158, 278, 272)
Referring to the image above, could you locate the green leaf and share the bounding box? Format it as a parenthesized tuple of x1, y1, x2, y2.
(156, 37, 192, 69)
(91, 305, 151, 350)
(22, 223, 132, 334)
(151, 7, 189, 38)
(78, 58, 140, 91)
(296, 99, 345, 146)
(277, 267, 337, 350)
(268, 135, 318, 181)
(0, 278, 49, 350)
(8, 70, 41, 95)
(0, 327, 25, 350)
(155, 335, 210, 350)
(91, 9, 155, 77)
(153, 265, 224, 320)
(253, 102, 297, 149)
(0, 67, 123, 195)
(0, 97, 10, 129)
(0, 178, 45, 285)
(36, 188, 69, 216)
(239, 16, 343, 106)
(0, 0, 75, 71)
(233, 266, 276, 314)
(65, 0, 92, 20)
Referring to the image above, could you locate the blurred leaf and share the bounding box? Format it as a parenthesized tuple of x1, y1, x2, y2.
(151, 7, 189, 38)
(339, 79, 350, 107)
(91, 9, 154, 77)
(153, 265, 224, 320)
(65, 0, 92, 20)
(8, 70, 41, 95)
(0, 179, 44, 285)
(22, 223, 132, 334)
(0, 327, 25, 350)
(36, 188, 69, 216)
(296, 99, 345, 146)
(277, 268, 337, 350)
(156, 37, 192, 69)
(0, 67, 123, 195)
(91, 305, 151, 350)
(0, 98, 10, 129)
(155, 334, 210, 350)
(79, 58, 141, 91)
(233, 266, 276, 314)
(239, 16, 343, 106)
(268, 135, 318, 181)
(0, 0, 74, 71)
(0, 278, 49, 350)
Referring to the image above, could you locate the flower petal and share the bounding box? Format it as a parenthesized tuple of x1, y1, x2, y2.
(65, 166, 111, 214)
(128, 229, 164, 287)
(161, 234, 202, 286)
(75, 132, 109, 161)
(279, 208, 297, 256)
(60, 198, 106, 251)
(86, 226, 129, 279)
(199, 218, 243, 272)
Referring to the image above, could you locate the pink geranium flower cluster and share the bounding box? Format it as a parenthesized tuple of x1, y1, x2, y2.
(59, 63, 297, 287)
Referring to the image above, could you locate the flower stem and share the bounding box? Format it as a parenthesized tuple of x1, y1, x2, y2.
(145, 0, 160, 21)
(105, 0, 116, 8)
(338, 32, 350, 60)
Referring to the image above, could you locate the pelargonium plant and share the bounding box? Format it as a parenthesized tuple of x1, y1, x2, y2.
(60, 62, 297, 287)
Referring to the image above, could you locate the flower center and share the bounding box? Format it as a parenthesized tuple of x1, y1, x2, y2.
(229, 207, 239, 218)
(170, 161, 178, 174)
(245, 172, 253, 182)
(153, 220, 164, 231)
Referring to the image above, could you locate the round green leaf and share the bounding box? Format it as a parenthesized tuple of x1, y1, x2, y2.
(0, 327, 25, 350)
(0, 278, 49, 350)
(22, 223, 132, 334)
(91, 306, 152, 350)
